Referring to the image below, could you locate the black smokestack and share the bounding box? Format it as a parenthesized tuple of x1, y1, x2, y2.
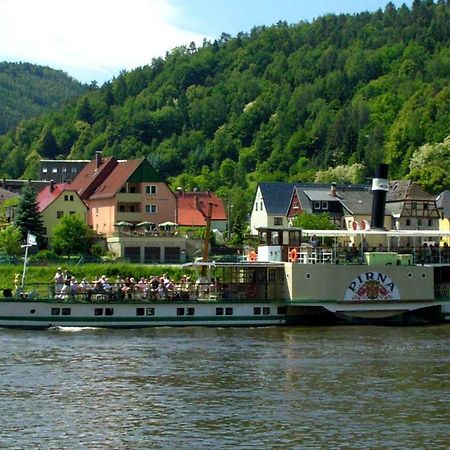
(370, 163, 389, 230)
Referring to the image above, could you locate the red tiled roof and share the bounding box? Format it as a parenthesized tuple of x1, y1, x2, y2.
(37, 183, 82, 212)
(90, 159, 145, 199)
(70, 156, 118, 199)
(176, 191, 227, 226)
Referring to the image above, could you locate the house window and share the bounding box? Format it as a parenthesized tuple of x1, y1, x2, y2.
(274, 217, 283, 226)
(71, 167, 77, 173)
(62, 167, 67, 173)
(119, 205, 125, 212)
(43, 167, 48, 173)
(130, 205, 135, 213)
(411, 201, 417, 210)
(145, 204, 157, 214)
(260, 201, 263, 210)
(96, 208, 99, 216)
(417, 219, 422, 227)
(64, 195, 68, 201)
(428, 219, 433, 227)
(293, 202, 299, 209)
(313, 201, 320, 210)
(424, 203, 428, 210)
(56, 211, 64, 219)
(255, 203, 258, 211)
(406, 219, 411, 226)
(69, 211, 75, 215)
(145, 185, 157, 195)
(321, 201, 328, 210)
(52, 168, 58, 173)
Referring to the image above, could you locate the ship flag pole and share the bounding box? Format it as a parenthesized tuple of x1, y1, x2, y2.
(21, 231, 37, 290)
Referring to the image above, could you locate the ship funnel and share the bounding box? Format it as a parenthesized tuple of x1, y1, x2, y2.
(370, 164, 389, 230)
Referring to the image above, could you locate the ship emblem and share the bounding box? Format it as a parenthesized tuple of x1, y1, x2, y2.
(344, 271, 400, 301)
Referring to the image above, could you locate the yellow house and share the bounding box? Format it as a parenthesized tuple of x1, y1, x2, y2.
(37, 182, 88, 240)
(436, 190, 450, 245)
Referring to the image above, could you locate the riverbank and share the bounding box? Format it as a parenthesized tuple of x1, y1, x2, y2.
(0, 263, 193, 291)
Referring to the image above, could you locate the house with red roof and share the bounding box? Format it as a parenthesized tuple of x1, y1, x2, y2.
(37, 181, 88, 240)
(176, 190, 228, 232)
(70, 152, 176, 237)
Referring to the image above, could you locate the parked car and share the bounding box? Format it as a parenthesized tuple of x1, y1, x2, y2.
(77, 255, 103, 265)
(0, 254, 20, 265)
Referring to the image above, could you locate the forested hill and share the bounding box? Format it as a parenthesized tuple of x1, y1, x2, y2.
(0, 62, 88, 134)
(0, 1, 449, 207)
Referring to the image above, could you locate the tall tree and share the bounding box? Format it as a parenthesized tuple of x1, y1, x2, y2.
(14, 184, 45, 246)
(52, 214, 94, 260)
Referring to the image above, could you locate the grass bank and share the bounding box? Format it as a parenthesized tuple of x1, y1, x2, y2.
(0, 263, 195, 290)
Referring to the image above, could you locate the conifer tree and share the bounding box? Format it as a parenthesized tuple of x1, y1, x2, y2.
(14, 184, 45, 247)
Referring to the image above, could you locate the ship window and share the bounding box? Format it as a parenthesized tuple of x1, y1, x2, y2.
(136, 308, 144, 316)
(51, 307, 60, 315)
(253, 307, 261, 315)
(94, 308, 103, 316)
(187, 307, 195, 316)
(263, 307, 270, 315)
(177, 308, 185, 316)
(146, 308, 155, 316)
(225, 307, 233, 316)
(30, 309, 36, 314)
(216, 307, 224, 316)
(277, 306, 287, 315)
(105, 308, 114, 316)
(62, 308, 71, 316)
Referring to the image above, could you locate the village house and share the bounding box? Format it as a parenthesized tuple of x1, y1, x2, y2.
(37, 181, 88, 241)
(176, 190, 227, 232)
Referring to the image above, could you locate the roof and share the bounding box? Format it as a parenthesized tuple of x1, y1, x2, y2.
(387, 180, 435, 202)
(70, 156, 118, 199)
(436, 190, 450, 219)
(0, 187, 17, 203)
(176, 191, 227, 226)
(37, 183, 84, 212)
(258, 182, 300, 215)
(339, 190, 374, 215)
(89, 159, 144, 199)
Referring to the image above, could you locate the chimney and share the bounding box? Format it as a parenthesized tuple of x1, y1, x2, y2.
(49, 179, 55, 193)
(95, 151, 102, 169)
(330, 182, 337, 197)
(370, 163, 389, 230)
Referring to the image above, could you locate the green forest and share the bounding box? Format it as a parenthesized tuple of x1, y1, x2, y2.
(0, 62, 88, 134)
(0, 0, 449, 219)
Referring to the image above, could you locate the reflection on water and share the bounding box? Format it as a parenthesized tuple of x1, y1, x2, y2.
(0, 325, 449, 449)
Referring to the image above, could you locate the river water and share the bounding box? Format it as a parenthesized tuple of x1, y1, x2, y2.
(0, 325, 448, 449)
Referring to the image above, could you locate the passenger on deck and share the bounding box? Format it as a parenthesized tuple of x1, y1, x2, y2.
(54, 268, 64, 295)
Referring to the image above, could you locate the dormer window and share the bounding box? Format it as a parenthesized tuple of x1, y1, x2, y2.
(322, 201, 328, 210)
(313, 201, 320, 210)
(293, 202, 299, 209)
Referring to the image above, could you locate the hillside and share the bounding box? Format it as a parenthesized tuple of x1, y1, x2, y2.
(0, 1, 448, 213)
(0, 62, 88, 134)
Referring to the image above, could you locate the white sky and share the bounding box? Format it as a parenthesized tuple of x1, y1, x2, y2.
(0, 0, 413, 84)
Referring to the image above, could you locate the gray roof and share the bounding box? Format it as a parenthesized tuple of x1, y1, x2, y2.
(436, 190, 450, 219)
(339, 190, 374, 215)
(258, 182, 300, 215)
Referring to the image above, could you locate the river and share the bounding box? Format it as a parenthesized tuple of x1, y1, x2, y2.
(0, 325, 449, 449)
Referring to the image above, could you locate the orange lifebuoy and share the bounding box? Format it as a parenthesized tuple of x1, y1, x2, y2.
(289, 248, 298, 262)
(248, 250, 257, 262)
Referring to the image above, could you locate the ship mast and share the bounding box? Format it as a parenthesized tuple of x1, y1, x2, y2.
(201, 202, 215, 277)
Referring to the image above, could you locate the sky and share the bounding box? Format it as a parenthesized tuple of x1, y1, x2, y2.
(0, 0, 413, 85)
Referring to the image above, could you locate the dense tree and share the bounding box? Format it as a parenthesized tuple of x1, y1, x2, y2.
(0, 1, 449, 221)
(52, 214, 94, 260)
(0, 225, 22, 256)
(14, 185, 45, 246)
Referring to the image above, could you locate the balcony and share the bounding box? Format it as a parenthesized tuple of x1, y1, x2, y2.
(116, 212, 142, 222)
(116, 193, 142, 202)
